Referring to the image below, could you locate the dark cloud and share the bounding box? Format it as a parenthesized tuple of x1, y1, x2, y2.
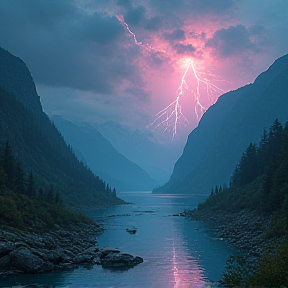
(150, 0, 236, 16)
(206, 24, 259, 57)
(0, 0, 143, 96)
(164, 29, 186, 42)
(174, 44, 196, 55)
(124, 6, 147, 25)
(190, 31, 207, 40)
(149, 0, 186, 13)
(124, 86, 148, 101)
(77, 13, 123, 44)
(117, 0, 132, 9)
(248, 25, 266, 36)
(187, 0, 236, 14)
(147, 51, 171, 69)
(144, 16, 162, 31)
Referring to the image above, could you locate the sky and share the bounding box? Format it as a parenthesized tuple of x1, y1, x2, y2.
(0, 0, 288, 143)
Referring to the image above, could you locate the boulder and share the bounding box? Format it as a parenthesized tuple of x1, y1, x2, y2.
(0, 255, 10, 270)
(10, 247, 53, 273)
(0, 242, 15, 257)
(100, 252, 143, 269)
(73, 253, 94, 264)
(126, 228, 137, 234)
(99, 247, 120, 259)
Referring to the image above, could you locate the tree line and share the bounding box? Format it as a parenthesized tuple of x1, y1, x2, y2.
(199, 118, 288, 287)
(0, 140, 94, 229)
(0, 86, 119, 207)
(0, 140, 61, 204)
(208, 118, 288, 219)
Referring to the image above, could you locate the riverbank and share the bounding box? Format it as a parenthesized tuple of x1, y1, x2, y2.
(184, 208, 278, 265)
(0, 222, 143, 278)
(0, 223, 104, 275)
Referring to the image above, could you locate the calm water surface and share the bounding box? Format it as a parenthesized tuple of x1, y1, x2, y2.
(1, 192, 234, 287)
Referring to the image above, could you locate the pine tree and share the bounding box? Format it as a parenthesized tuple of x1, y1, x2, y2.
(46, 184, 54, 203)
(54, 192, 62, 205)
(232, 143, 258, 187)
(38, 187, 44, 200)
(26, 171, 35, 197)
(0, 169, 4, 193)
(14, 162, 24, 194)
(210, 188, 214, 197)
(2, 140, 15, 190)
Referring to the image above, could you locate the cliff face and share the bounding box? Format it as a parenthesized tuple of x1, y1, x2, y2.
(0, 47, 122, 207)
(0, 47, 42, 116)
(156, 54, 288, 194)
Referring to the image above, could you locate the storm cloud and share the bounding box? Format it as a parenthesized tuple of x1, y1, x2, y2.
(206, 24, 260, 57)
(0, 0, 287, 133)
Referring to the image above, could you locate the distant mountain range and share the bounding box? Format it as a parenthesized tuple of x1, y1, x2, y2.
(51, 116, 157, 191)
(95, 121, 183, 183)
(155, 53, 288, 194)
(0, 47, 122, 207)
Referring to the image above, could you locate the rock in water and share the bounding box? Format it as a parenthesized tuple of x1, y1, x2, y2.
(100, 252, 143, 269)
(126, 228, 137, 234)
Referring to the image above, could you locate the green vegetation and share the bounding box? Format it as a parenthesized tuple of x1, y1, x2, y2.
(199, 119, 288, 235)
(222, 240, 288, 288)
(196, 119, 288, 287)
(0, 86, 121, 207)
(0, 140, 94, 230)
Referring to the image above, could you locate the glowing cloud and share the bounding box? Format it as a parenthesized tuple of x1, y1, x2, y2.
(117, 13, 228, 139)
(149, 58, 226, 139)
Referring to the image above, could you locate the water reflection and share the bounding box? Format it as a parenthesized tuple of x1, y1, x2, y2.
(1, 192, 231, 287)
(168, 220, 208, 288)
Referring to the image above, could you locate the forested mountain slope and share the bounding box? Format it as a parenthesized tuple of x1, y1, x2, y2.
(155, 54, 288, 194)
(0, 47, 122, 207)
(52, 116, 157, 191)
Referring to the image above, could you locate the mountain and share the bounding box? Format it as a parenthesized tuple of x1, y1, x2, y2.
(51, 116, 157, 191)
(0, 47, 123, 207)
(95, 121, 183, 183)
(155, 54, 288, 194)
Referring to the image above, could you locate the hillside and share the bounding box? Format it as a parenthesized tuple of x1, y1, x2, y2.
(95, 121, 183, 183)
(51, 116, 157, 191)
(155, 54, 288, 194)
(0, 47, 123, 207)
(186, 119, 288, 287)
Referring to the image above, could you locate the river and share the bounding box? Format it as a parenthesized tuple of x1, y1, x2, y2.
(1, 191, 234, 287)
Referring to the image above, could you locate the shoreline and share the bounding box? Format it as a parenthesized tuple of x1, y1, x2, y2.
(0, 220, 143, 279)
(0, 223, 104, 276)
(183, 208, 278, 265)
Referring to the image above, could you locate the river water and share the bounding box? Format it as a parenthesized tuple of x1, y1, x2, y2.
(1, 192, 234, 287)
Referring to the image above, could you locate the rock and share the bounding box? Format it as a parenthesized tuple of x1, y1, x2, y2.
(0, 223, 105, 275)
(0, 242, 15, 257)
(0, 255, 10, 270)
(47, 249, 67, 265)
(99, 247, 120, 259)
(10, 247, 53, 273)
(73, 253, 94, 264)
(100, 252, 143, 269)
(126, 228, 137, 234)
(15, 241, 28, 248)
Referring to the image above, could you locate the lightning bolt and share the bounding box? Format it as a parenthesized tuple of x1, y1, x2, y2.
(116, 14, 154, 51)
(149, 59, 226, 139)
(148, 62, 191, 139)
(116, 14, 143, 46)
(116, 14, 227, 139)
(190, 60, 225, 120)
